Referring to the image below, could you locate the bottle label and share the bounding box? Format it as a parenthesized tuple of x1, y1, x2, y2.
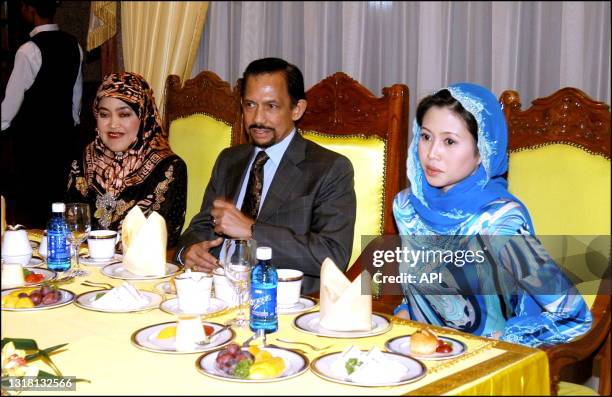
(47, 231, 70, 261)
(250, 287, 277, 318)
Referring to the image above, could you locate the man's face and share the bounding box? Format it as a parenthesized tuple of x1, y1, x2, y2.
(20, 3, 35, 27)
(242, 72, 306, 148)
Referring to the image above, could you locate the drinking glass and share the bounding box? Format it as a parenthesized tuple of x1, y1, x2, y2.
(65, 203, 92, 276)
(221, 239, 256, 328)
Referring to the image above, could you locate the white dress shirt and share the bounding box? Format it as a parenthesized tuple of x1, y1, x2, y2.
(1, 24, 83, 131)
(234, 128, 296, 212)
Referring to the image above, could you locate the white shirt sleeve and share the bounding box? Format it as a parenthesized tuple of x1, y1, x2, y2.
(1, 42, 41, 131)
(72, 43, 84, 126)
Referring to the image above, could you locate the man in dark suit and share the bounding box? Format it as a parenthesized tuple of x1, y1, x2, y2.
(175, 57, 356, 294)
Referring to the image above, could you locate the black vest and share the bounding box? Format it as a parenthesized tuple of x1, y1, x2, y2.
(12, 30, 81, 134)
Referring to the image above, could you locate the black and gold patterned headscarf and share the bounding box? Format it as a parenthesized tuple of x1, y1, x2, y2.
(84, 72, 174, 197)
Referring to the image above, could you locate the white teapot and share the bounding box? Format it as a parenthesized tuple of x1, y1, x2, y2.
(1, 225, 32, 266)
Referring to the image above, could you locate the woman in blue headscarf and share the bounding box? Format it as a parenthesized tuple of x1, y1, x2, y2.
(393, 83, 592, 347)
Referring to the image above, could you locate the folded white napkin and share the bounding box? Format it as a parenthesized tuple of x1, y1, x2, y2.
(121, 206, 167, 277)
(319, 258, 372, 331)
(331, 346, 408, 383)
(90, 281, 149, 310)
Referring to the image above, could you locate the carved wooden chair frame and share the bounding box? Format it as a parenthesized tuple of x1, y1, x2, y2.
(163, 70, 242, 145)
(262, 73, 409, 313)
(501, 87, 611, 396)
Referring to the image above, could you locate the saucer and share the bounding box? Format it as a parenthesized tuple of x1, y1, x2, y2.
(102, 262, 180, 280)
(79, 253, 123, 267)
(23, 255, 44, 268)
(293, 311, 392, 338)
(278, 297, 317, 315)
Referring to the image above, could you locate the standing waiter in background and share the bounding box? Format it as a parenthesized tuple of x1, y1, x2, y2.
(1, 0, 83, 228)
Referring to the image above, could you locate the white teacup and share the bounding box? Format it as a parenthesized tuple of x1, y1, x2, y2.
(87, 230, 119, 260)
(175, 271, 213, 314)
(1, 228, 31, 255)
(277, 269, 304, 308)
(175, 314, 205, 351)
(38, 231, 48, 259)
(1, 228, 32, 266)
(212, 267, 237, 305)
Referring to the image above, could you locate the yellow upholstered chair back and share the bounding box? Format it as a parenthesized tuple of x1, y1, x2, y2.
(293, 73, 409, 271)
(501, 87, 611, 396)
(163, 71, 241, 231)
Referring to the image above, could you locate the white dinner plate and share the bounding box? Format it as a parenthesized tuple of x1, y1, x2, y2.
(131, 321, 235, 354)
(293, 311, 392, 338)
(278, 297, 317, 315)
(79, 253, 123, 267)
(196, 346, 309, 382)
(1, 287, 75, 311)
(385, 335, 467, 360)
(102, 263, 181, 280)
(159, 297, 229, 316)
(23, 255, 45, 268)
(2, 268, 57, 289)
(310, 350, 426, 387)
(74, 289, 163, 313)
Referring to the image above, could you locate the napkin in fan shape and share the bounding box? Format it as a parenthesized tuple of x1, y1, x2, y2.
(319, 257, 372, 331)
(121, 206, 167, 276)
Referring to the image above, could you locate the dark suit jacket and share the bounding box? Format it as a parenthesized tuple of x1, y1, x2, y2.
(176, 132, 356, 294)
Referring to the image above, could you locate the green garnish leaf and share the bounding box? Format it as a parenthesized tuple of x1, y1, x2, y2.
(345, 357, 363, 375)
(94, 292, 106, 301)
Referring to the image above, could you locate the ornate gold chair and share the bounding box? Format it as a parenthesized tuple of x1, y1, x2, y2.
(163, 71, 242, 231)
(501, 87, 611, 396)
(291, 73, 409, 313)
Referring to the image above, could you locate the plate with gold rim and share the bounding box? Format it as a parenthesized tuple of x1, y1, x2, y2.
(385, 335, 466, 360)
(278, 296, 317, 315)
(131, 321, 234, 354)
(293, 311, 391, 338)
(78, 253, 123, 267)
(1, 287, 75, 311)
(74, 289, 163, 313)
(1, 268, 57, 289)
(196, 346, 309, 382)
(102, 263, 181, 280)
(23, 255, 45, 268)
(310, 350, 427, 387)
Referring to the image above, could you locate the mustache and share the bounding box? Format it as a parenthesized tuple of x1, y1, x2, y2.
(248, 124, 275, 133)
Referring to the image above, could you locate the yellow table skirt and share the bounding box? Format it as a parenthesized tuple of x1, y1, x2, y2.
(2, 237, 549, 395)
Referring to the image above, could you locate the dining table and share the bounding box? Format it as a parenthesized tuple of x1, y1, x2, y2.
(1, 231, 550, 395)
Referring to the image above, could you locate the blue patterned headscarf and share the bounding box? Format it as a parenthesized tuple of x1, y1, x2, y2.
(397, 82, 534, 234)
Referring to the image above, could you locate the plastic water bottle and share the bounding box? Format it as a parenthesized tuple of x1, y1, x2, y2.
(250, 247, 278, 333)
(46, 202, 71, 272)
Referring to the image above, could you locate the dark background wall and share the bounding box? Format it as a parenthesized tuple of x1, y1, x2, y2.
(1, 0, 100, 150)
